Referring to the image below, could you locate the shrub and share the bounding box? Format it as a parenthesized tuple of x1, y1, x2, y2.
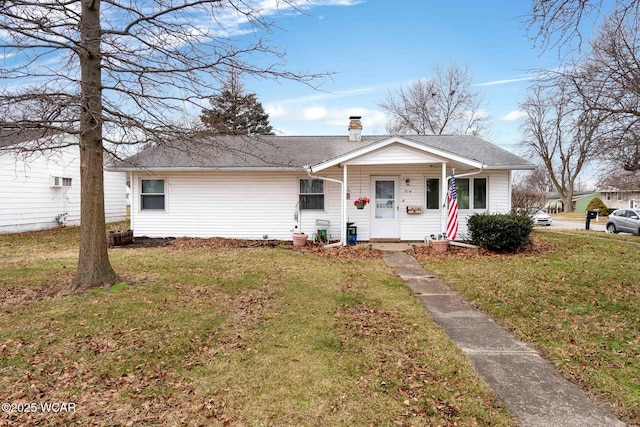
(467, 213, 534, 252)
(586, 197, 609, 216)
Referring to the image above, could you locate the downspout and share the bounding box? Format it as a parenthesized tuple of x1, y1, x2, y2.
(304, 166, 345, 247)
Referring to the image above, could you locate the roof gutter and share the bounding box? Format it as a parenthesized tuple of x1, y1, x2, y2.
(450, 167, 485, 180)
(305, 165, 345, 247)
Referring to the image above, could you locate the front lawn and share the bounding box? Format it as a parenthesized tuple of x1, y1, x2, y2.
(414, 231, 640, 424)
(0, 228, 514, 426)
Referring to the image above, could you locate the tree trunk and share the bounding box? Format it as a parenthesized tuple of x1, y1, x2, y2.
(66, 0, 119, 293)
(563, 189, 575, 213)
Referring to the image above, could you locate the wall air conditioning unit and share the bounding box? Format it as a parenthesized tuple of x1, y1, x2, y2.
(51, 176, 72, 188)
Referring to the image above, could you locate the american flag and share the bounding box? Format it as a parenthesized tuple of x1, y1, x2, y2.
(446, 170, 458, 240)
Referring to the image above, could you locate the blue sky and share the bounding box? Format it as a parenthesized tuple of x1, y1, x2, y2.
(237, 0, 599, 155)
(1, 0, 605, 160)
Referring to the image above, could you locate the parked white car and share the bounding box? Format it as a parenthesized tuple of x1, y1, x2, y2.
(531, 209, 552, 226)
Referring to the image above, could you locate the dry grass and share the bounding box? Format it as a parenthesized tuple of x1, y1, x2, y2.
(414, 231, 640, 425)
(0, 226, 515, 426)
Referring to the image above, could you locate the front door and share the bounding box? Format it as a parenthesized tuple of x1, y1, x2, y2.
(371, 176, 399, 239)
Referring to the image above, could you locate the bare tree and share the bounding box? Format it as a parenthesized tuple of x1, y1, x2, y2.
(525, 0, 639, 52)
(519, 82, 604, 212)
(511, 187, 548, 214)
(598, 169, 640, 190)
(518, 165, 554, 192)
(561, 12, 640, 171)
(378, 62, 489, 136)
(0, 1, 325, 293)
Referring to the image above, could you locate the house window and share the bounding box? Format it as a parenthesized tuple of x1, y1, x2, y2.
(456, 178, 470, 209)
(473, 178, 487, 209)
(141, 179, 165, 210)
(299, 179, 324, 210)
(606, 193, 611, 201)
(453, 177, 486, 209)
(617, 192, 623, 201)
(426, 179, 440, 209)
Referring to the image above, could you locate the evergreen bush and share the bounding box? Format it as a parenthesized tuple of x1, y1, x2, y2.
(467, 213, 534, 252)
(585, 197, 609, 216)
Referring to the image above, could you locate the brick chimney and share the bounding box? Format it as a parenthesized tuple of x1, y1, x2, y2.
(348, 116, 362, 142)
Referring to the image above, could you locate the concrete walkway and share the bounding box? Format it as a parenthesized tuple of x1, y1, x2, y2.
(382, 251, 626, 427)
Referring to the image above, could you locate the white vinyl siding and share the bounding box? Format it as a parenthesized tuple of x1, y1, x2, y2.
(129, 167, 512, 242)
(0, 139, 127, 234)
(131, 171, 343, 240)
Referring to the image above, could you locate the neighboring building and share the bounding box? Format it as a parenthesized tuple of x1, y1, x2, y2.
(599, 186, 640, 210)
(574, 192, 601, 213)
(545, 191, 601, 213)
(111, 117, 535, 243)
(0, 132, 127, 234)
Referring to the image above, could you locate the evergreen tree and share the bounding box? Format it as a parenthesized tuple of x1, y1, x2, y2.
(201, 73, 273, 135)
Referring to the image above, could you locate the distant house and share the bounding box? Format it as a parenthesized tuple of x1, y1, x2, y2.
(0, 132, 127, 234)
(599, 187, 640, 210)
(110, 117, 535, 244)
(545, 191, 601, 213)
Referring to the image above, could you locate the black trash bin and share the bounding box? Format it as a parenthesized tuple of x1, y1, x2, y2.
(585, 210, 599, 230)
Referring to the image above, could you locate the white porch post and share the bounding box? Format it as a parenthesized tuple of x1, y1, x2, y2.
(441, 162, 447, 236)
(342, 164, 348, 246)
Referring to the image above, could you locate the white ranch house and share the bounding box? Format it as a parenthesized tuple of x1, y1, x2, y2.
(112, 118, 534, 244)
(0, 132, 127, 234)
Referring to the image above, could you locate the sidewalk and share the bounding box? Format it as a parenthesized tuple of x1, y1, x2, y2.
(382, 251, 626, 427)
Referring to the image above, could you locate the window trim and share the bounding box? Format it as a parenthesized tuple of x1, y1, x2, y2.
(299, 178, 325, 211)
(140, 178, 167, 211)
(473, 177, 487, 210)
(438, 176, 488, 211)
(425, 178, 440, 210)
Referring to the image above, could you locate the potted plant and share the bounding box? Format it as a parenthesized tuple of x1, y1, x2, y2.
(354, 196, 370, 210)
(292, 200, 308, 246)
(429, 234, 449, 252)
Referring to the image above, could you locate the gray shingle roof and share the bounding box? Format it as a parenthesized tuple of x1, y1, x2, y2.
(112, 134, 533, 170)
(0, 129, 54, 148)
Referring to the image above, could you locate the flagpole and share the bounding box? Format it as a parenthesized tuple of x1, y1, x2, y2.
(441, 162, 447, 237)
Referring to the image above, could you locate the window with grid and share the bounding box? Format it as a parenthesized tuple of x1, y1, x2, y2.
(299, 179, 324, 210)
(141, 179, 165, 210)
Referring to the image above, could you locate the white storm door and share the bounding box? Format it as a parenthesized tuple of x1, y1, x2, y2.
(370, 177, 399, 239)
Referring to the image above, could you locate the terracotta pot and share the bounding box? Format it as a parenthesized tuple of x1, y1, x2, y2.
(292, 232, 308, 247)
(430, 239, 449, 253)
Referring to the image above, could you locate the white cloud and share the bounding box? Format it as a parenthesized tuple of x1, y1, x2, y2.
(265, 104, 286, 118)
(303, 106, 328, 121)
(501, 110, 528, 122)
